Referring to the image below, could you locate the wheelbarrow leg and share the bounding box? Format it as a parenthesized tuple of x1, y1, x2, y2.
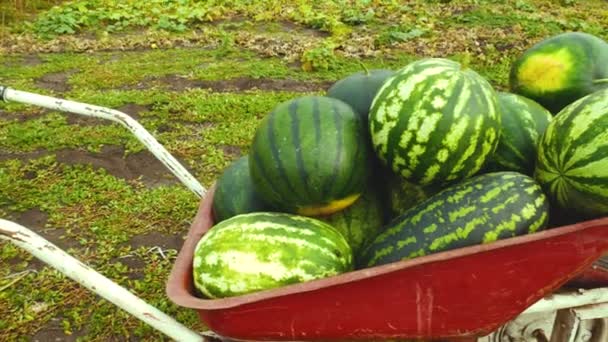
(0, 219, 204, 342)
(550, 303, 608, 342)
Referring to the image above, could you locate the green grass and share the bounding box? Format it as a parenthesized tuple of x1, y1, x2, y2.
(1, 0, 607, 340)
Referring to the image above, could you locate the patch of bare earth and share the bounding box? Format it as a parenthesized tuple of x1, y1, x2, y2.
(55, 146, 182, 187)
(127, 75, 331, 92)
(116, 231, 186, 281)
(17, 208, 80, 250)
(129, 231, 184, 251)
(0, 108, 49, 122)
(34, 70, 77, 93)
(0, 146, 187, 187)
(22, 54, 43, 66)
(217, 144, 242, 159)
(31, 316, 88, 342)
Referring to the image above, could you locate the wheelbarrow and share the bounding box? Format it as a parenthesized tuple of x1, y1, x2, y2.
(1, 86, 608, 342)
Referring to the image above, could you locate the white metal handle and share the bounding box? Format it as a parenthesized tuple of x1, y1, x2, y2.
(0, 219, 204, 342)
(0, 86, 206, 198)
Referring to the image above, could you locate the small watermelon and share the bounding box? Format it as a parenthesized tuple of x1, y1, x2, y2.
(327, 68, 396, 122)
(212, 156, 270, 222)
(249, 95, 371, 216)
(535, 88, 608, 218)
(369, 57, 501, 186)
(359, 172, 549, 268)
(510, 32, 608, 114)
(192, 212, 353, 298)
(484, 92, 552, 175)
(319, 183, 386, 257)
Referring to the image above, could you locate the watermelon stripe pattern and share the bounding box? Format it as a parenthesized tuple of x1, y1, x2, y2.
(193, 212, 353, 299)
(484, 93, 552, 175)
(359, 172, 549, 268)
(250, 96, 370, 215)
(320, 184, 386, 257)
(369, 58, 500, 186)
(535, 88, 608, 217)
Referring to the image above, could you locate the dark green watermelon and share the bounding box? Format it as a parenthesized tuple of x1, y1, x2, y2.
(359, 172, 549, 268)
(510, 32, 608, 113)
(212, 156, 270, 222)
(484, 92, 552, 175)
(327, 68, 395, 122)
(249, 95, 371, 216)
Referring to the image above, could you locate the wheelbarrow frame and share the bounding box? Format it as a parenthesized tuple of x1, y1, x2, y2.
(1, 86, 608, 341)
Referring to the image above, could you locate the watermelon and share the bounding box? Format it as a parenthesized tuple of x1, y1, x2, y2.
(369, 57, 501, 186)
(319, 183, 386, 257)
(359, 172, 549, 268)
(192, 212, 353, 298)
(535, 88, 608, 218)
(510, 32, 608, 114)
(385, 169, 438, 219)
(484, 92, 553, 175)
(212, 156, 270, 222)
(249, 95, 371, 216)
(327, 68, 396, 122)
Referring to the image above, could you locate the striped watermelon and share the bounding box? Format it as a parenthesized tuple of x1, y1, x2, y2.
(535, 88, 608, 218)
(319, 183, 387, 257)
(510, 32, 608, 114)
(359, 172, 549, 268)
(484, 92, 553, 175)
(369, 58, 501, 186)
(192, 212, 353, 299)
(212, 156, 270, 222)
(249, 95, 371, 216)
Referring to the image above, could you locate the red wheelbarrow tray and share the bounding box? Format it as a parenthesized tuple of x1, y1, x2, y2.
(166, 186, 608, 341)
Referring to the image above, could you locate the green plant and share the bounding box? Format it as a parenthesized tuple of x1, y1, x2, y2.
(374, 26, 426, 48)
(301, 43, 338, 71)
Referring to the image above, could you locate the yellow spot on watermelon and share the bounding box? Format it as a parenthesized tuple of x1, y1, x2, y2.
(517, 48, 573, 93)
(297, 193, 361, 216)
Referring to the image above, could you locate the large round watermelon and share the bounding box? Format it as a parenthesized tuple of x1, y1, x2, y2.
(192, 212, 353, 298)
(510, 32, 608, 114)
(484, 92, 552, 175)
(327, 68, 395, 123)
(212, 155, 270, 222)
(535, 88, 608, 218)
(249, 95, 371, 216)
(369, 58, 501, 186)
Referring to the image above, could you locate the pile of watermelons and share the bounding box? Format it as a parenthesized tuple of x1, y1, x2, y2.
(192, 31, 608, 299)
